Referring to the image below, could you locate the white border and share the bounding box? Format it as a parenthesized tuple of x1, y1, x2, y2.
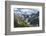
(11, 5, 42, 32)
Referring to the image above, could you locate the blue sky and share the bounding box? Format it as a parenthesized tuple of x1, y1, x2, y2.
(14, 8, 39, 15)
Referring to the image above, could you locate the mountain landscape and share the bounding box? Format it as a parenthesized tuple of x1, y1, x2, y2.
(14, 8, 39, 27)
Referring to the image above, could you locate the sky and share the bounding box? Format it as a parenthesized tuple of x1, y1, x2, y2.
(14, 8, 39, 15)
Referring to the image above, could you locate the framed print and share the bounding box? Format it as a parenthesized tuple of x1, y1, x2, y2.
(5, 1, 45, 35)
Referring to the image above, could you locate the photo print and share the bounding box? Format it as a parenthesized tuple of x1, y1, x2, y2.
(14, 8, 39, 27)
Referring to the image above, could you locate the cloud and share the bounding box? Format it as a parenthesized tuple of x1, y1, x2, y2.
(14, 8, 39, 15)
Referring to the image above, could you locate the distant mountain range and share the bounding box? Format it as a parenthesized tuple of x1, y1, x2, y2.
(14, 8, 39, 15)
(14, 8, 39, 27)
